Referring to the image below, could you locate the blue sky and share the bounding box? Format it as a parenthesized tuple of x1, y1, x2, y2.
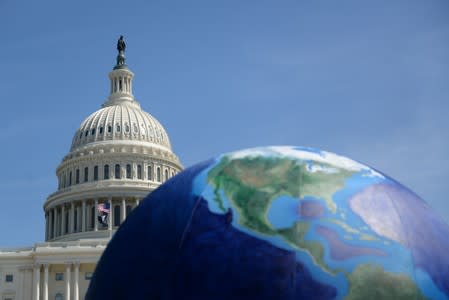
(1, 0, 448, 247)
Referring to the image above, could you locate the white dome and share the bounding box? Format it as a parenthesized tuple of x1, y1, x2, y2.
(44, 43, 183, 243)
(70, 102, 172, 151)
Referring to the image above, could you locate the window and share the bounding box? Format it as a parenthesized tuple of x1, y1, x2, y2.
(116, 124, 121, 132)
(91, 128, 96, 135)
(99, 127, 104, 134)
(133, 123, 138, 132)
(125, 124, 130, 133)
(172, 171, 175, 177)
(75, 169, 80, 184)
(114, 205, 120, 226)
(126, 205, 132, 216)
(55, 293, 63, 300)
(65, 210, 69, 234)
(5, 274, 13, 282)
(74, 209, 78, 232)
(126, 164, 131, 179)
(94, 166, 98, 181)
(108, 125, 112, 133)
(165, 169, 168, 181)
(137, 165, 142, 179)
(85, 131, 88, 137)
(147, 166, 152, 181)
(104, 165, 109, 180)
(69, 171, 72, 186)
(85, 272, 93, 280)
(84, 167, 88, 182)
(55, 273, 64, 281)
(79, 132, 82, 139)
(157, 167, 161, 182)
(90, 206, 94, 229)
(115, 164, 121, 179)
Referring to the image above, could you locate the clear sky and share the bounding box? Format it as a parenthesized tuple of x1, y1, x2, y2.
(1, 0, 448, 247)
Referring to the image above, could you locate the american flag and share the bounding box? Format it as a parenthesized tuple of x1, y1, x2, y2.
(97, 203, 110, 213)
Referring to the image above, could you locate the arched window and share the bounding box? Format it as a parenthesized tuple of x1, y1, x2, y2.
(75, 169, 80, 184)
(99, 127, 104, 134)
(85, 131, 88, 137)
(84, 167, 88, 182)
(69, 171, 72, 186)
(94, 166, 98, 181)
(125, 124, 130, 133)
(116, 124, 121, 132)
(108, 125, 112, 133)
(91, 128, 96, 135)
(104, 165, 109, 180)
(165, 169, 169, 181)
(114, 205, 120, 226)
(62, 173, 66, 188)
(55, 293, 63, 300)
(157, 167, 161, 182)
(147, 166, 152, 181)
(115, 164, 121, 179)
(171, 171, 175, 178)
(126, 164, 131, 179)
(137, 165, 142, 179)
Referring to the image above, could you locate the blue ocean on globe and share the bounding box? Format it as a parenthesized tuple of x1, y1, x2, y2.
(86, 146, 449, 299)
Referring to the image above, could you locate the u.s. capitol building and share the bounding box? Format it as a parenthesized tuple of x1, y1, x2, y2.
(0, 37, 183, 300)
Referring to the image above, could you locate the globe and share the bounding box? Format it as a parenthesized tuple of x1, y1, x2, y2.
(86, 146, 449, 299)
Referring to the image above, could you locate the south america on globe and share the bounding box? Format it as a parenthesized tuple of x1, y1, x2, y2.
(86, 146, 449, 300)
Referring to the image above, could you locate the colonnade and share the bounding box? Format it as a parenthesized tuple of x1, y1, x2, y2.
(32, 262, 82, 300)
(111, 75, 132, 94)
(45, 197, 141, 241)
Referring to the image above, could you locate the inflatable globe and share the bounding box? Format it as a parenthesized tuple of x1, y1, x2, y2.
(87, 146, 449, 299)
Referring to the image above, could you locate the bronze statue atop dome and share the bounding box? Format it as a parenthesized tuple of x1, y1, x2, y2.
(114, 35, 127, 69)
(117, 35, 126, 53)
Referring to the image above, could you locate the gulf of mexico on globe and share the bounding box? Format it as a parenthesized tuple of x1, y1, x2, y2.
(86, 146, 449, 300)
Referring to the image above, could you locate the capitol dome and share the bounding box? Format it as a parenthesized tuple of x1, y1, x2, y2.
(70, 77, 172, 152)
(44, 40, 183, 242)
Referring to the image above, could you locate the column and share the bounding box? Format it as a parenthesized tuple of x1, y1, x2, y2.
(73, 262, 80, 300)
(82, 200, 86, 232)
(52, 208, 56, 239)
(94, 198, 98, 231)
(121, 198, 126, 223)
(44, 214, 48, 240)
(61, 205, 66, 235)
(16, 268, 24, 300)
(70, 202, 75, 233)
(33, 264, 40, 300)
(136, 198, 140, 207)
(43, 264, 49, 300)
(86, 202, 91, 230)
(108, 198, 113, 230)
(65, 264, 71, 300)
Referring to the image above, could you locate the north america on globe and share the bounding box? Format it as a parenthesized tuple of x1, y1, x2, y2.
(87, 146, 449, 300)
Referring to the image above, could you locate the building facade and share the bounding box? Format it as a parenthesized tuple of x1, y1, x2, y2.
(0, 40, 183, 300)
